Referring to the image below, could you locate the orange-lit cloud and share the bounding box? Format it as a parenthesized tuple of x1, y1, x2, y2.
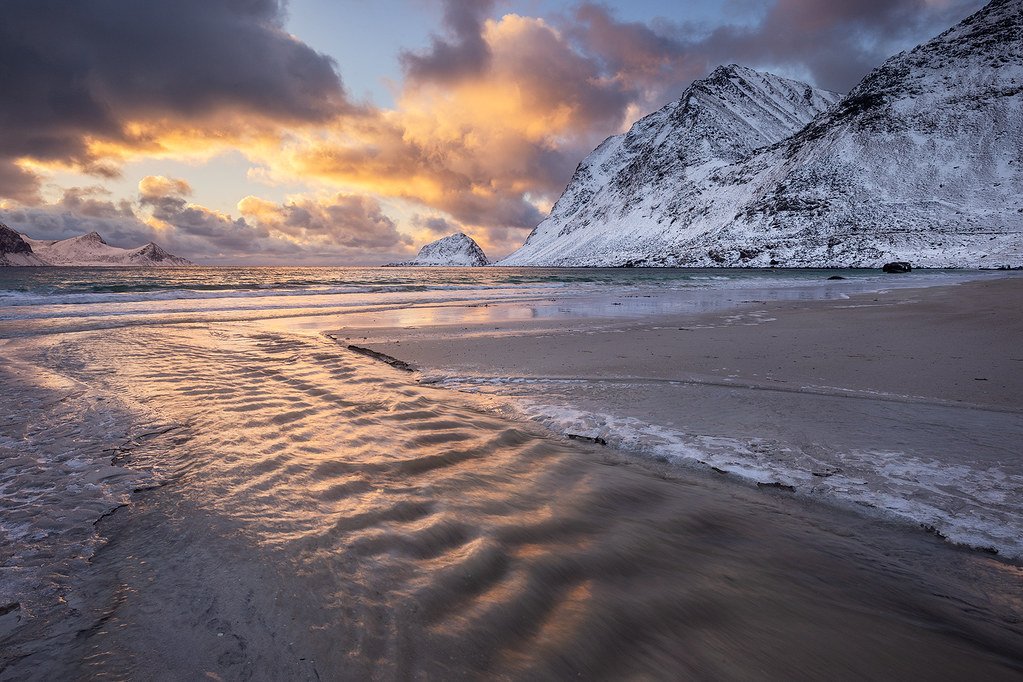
(0, 0, 987, 261)
(272, 13, 642, 235)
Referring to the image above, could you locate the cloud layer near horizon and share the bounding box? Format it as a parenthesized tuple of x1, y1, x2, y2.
(4, 178, 415, 264)
(0, 0, 986, 262)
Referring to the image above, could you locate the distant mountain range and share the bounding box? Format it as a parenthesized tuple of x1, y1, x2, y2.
(502, 0, 1022, 268)
(0, 224, 192, 267)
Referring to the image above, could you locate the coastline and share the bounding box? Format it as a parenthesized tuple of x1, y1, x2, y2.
(345, 276, 1023, 410)
(340, 276, 1023, 556)
(3, 271, 1022, 677)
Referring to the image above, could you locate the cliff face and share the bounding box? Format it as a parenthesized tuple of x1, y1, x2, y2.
(0, 223, 46, 266)
(502, 0, 1023, 268)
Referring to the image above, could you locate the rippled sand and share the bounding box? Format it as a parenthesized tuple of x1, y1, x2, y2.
(2, 322, 1021, 679)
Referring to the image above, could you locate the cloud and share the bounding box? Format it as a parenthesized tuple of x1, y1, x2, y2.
(413, 215, 461, 236)
(275, 0, 984, 258)
(400, 0, 498, 83)
(0, 0, 351, 199)
(280, 13, 638, 238)
(1, 176, 416, 264)
(0, 162, 42, 205)
(566, 0, 986, 94)
(1, 0, 988, 260)
(237, 194, 412, 250)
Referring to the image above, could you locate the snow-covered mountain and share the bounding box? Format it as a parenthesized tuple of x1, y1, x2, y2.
(502, 0, 1023, 268)
(392, 232, 489, 266)
(500, 66, 841, 266)
(1, 226, 193, 266)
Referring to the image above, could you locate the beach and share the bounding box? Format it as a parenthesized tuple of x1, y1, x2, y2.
(356, 277, 1023, 409)
(1, 268, 1021, 679)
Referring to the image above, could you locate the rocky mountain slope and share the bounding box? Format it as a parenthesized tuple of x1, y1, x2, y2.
(393, 233, 489, 266)
(0, 223, 46, 265)
(501, 0, 1022, 268)
(1, 226, 193, 266)
(500, 66, 841, 266)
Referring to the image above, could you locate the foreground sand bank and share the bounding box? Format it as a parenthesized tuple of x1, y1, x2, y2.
(3, 274, 1023, 677)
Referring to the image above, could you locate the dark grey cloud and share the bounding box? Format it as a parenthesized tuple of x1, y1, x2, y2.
(1, 190, 162, 247)
(566, 0, 986, 95)
(0, 161, 42, 205)
(400, 0, 498, 83)
(414, 215, 460, 236)
(0, 0, 351, 201)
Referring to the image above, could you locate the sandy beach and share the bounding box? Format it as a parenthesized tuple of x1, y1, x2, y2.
(350, 276, 1023, 410)
(2, 270, 1022, 679)
(343, 276, 1023, 554)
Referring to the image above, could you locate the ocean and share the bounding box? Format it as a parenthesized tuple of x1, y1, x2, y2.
(1, 266, 1020, 678)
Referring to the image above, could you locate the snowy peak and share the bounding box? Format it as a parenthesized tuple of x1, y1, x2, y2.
(9, 230, 193, 267)
(78, 231, 107, 245)
(794, 0, 1020, 146)
(127, 242, 190, 265)
(504, 66, 841, 265)
(394, 233, 489, 266)
(732, 0, 1023, 267)
(683, 64, 842, 162)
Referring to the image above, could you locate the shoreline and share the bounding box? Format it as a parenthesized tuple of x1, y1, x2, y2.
(338, 276, 1023, 558)
(342, 276, 1023, 411)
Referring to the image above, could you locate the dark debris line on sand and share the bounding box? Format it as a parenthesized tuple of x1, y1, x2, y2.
(325, 334, 416, 372)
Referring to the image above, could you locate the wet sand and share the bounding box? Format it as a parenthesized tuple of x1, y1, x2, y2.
(352, 277, 1023, 411)
(344, 277, 1023, 554)
(1, 277, 1022, 679)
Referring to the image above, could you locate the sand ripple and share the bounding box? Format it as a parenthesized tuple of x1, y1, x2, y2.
(2, 324, 1021, 679)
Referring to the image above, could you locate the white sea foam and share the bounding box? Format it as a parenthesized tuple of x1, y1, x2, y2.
(524, 401, 1023, 557)
(430, 377, 1023, 559)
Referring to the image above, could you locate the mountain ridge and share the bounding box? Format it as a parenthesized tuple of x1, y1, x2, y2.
(502, 65, 842, 265)
(0, 223, 193, 266)
(501, 0, 1022, 268)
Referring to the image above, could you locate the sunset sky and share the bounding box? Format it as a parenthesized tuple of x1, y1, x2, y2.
(0, 0, 985, 264)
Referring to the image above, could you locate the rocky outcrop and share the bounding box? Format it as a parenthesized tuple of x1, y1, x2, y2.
(392, 233, 489, 266)
(0, 223, 46, 266)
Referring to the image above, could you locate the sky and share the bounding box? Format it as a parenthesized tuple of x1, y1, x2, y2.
(0, 0, 987, 264)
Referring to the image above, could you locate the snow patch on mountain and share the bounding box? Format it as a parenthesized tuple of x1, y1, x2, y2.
(393, 233, 489, 266)
(501, 0, 1023, 268)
